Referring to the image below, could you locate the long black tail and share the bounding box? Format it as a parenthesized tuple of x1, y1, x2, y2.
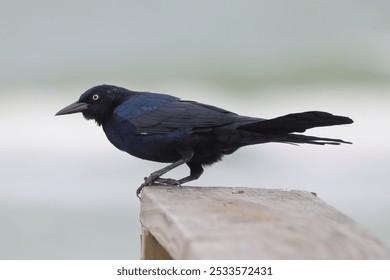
(240, 111, 353, 145)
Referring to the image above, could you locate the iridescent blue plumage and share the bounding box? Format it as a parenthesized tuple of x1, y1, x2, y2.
(56, 84, 353, 197)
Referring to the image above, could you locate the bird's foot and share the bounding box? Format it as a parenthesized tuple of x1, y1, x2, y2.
(143, 175, 157, 186)
(136, 176, 182, 199)
(156, 177, 182, 186)
(136, 184, 144, 199)
(136, 176, 157, 199)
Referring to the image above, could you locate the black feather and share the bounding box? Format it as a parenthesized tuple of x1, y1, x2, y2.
(56, 85, 353, 196)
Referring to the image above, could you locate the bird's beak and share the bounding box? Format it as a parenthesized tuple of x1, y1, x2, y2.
(55, 101, 89, 116)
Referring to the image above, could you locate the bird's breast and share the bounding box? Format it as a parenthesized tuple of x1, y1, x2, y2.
(102, 118, 184, 163)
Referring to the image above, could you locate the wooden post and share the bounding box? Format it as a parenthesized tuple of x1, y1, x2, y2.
(140, 226, 172, 260)
(140, 186, 390, 259)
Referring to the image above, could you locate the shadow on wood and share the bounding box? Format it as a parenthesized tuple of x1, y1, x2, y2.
(139, 186, 390, 260)
(140, 227, 172, 260)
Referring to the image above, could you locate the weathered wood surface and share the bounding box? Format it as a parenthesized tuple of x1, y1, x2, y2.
(140, 226, 172, 260)
(139, 186, 390, 260)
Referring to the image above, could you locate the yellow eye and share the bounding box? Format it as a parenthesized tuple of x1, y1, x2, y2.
(92, 94, 99, 101)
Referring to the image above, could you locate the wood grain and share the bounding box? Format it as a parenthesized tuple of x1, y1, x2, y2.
(140, 186, 390, 259)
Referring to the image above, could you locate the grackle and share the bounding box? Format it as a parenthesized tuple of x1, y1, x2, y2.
(56, 85, 353, 197)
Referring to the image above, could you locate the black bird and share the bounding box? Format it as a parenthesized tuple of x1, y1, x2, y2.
(56, 85, 353, 197)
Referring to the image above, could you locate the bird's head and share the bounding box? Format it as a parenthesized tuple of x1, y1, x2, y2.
(55, 84, 131, 125)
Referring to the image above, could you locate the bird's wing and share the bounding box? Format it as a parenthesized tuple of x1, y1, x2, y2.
(128, 99, 259, 135)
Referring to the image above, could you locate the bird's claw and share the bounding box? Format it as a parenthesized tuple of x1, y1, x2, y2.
(136, 176, 182, 199)
(136, 183, 146, 199)
(136, 177, 155, 199)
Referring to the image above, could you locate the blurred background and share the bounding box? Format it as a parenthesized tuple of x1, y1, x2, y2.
(1, 0, 389, 259)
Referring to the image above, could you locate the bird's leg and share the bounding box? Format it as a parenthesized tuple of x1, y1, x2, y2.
(136, 150, 193, 197)
(154, 162, 204, 186)
(177, 163, 204, 184)
(155, 161, 204, 185)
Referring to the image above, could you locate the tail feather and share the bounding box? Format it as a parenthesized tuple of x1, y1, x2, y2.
(237, 111, 353, 146)
(280, 134, 352, 145)
(241, 111, 353, 134)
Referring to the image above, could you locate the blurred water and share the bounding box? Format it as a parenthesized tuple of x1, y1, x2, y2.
(1, 0, 390, 259)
